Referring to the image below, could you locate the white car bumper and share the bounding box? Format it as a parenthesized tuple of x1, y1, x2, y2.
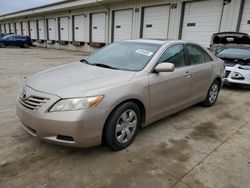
(223, 64, 250, 85)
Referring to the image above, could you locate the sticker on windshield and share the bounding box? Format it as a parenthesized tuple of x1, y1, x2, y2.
(135, 49, 154, 57)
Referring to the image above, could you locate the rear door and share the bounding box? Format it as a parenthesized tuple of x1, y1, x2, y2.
(149, 44, 192, 121)
(186, 44, 214, 103)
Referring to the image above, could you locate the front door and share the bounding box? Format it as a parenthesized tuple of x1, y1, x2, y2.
(149, 44, 192, 122)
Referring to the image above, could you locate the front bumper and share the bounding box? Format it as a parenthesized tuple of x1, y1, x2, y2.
(16, 87, 106, 148)
(223, 65, 250, 86)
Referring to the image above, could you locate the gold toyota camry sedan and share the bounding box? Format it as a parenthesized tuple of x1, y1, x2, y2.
(17, 39, 225, 150)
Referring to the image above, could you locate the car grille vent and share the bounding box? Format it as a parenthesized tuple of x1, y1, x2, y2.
(225, 70, 231, 78)
(19, 96, 49, 110)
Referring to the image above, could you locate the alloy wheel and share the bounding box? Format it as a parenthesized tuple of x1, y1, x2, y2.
(115, 109, 137, 144)
(209, 82, 219, 104)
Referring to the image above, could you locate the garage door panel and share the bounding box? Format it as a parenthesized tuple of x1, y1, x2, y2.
(59, 17, 69, 41)
(16, 23, 22, 35)
(0, 25, 4, 33)
(22, 22, 29, 36)
(48, 18, 56, 41)
(10, 23, 15, 34)
(30, 21, 37, 39)
(113, 9, 133, 42)
(5, 24, 10, 33)
(240, 0, 250, 34)
(91, 12, 106, 43)
(142, 5, 170, 39)
(74, 15, 85, 42)
(38, 20, 45, 40)
(182, 0, 224, 47)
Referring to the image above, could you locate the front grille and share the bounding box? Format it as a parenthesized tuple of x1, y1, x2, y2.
(225, 70, 231, 78)
(19, 96, 49, 110)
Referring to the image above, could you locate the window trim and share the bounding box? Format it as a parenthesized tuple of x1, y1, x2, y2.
(186, 43, 213, 65)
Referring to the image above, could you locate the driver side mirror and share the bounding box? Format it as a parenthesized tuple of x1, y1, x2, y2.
(155, 62, 175, 73)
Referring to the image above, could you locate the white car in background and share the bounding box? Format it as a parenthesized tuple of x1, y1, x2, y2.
(210, 32, 250, 88)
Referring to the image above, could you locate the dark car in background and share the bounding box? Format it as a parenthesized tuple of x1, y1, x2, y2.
(0, 34, 32, 48)
(210, 32, 250, 88)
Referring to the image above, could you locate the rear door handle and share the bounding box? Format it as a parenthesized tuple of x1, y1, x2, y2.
(184, 71, 191, 77)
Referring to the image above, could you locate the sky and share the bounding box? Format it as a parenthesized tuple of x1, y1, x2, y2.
(0, 0, 63, 15)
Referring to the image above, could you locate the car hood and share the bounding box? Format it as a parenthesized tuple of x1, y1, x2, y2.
(26, 62, 136, 98)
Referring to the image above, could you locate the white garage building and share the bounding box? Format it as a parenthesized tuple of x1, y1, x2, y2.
(0, 0, 249, 51)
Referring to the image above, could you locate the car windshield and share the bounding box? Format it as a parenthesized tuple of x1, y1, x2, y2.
(86, 42, 161, 71)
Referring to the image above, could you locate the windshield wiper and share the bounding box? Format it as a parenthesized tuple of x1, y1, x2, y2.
(92, 63, 118, 70)
(80, 59, 90, 64)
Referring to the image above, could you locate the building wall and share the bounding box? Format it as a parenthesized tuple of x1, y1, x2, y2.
(0, 0, 247, 51)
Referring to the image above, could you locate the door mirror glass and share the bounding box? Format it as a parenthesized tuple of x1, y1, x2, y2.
(155, 62, 175, 73)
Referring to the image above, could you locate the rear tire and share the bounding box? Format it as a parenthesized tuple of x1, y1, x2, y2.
(104, 102, 141, 151)
(202, 80, 220, 107)
(0, 43, 5, 48)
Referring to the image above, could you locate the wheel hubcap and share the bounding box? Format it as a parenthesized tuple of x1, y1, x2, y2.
(115, 110, 137, 144)
(209, 83, 219, 104)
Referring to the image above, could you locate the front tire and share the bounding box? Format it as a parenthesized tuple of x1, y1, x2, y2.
(104, 102, 141, 151)
(202, 80, 220, 107)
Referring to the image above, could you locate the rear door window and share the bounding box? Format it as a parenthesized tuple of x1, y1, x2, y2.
(158, 44, 187, 68)
(187, 44, 212, 65)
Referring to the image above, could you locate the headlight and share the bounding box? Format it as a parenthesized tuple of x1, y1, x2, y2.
(49, 96, 104, 112)
(231, 72, 244, 80)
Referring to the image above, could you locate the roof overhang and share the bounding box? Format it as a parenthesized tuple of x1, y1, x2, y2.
(0, 0, 124, 21)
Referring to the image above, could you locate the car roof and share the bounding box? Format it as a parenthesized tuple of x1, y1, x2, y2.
(122, 39, 185, 45)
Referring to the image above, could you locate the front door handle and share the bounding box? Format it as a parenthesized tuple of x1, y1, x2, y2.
(184, 71, 191, 77)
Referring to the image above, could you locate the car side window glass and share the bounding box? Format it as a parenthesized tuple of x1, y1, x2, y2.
(204, 52, 213, 62)
(158, 44, 186, 68)
(187, 44, 212, 64)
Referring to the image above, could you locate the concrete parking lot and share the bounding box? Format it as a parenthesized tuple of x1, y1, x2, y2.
(0, 47, 250, 188)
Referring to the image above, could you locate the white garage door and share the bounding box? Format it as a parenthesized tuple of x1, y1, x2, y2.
(22, 21, 29, 36)
(113, 9, 133, 42)
(142, 5, 170, 39)
(239, 0, 250, 34)
(59, 17, 69, 41)
(5, 23, 10, 33)
(15, 23, 21, 35)
(38, 20, 45, 40)
(91, 12, 106, 43)
(74, 15, 85, 42)
(1, 24, 5, 34)
(47, 18, 56, 41)
(10, 23, 15, 34)
(29, 20, 37, 39)
(182, 0, 224, 47)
